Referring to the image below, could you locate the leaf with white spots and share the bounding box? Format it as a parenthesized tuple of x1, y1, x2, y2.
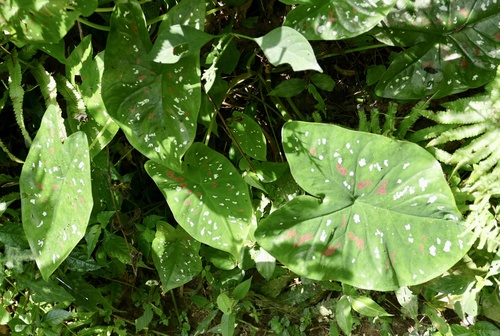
(283, 0, 397, 40)
(145, 143, 253, 261)
(253, 27, 322, 72)
(255, 121, 472, 291)
(149, 24, 213, 64)
(102, 0, 203, 172)
(152, 221, 202, 293)
(228, 111, 267, 161)
(20, 106, 93, 280)
(375, 0, 500, 99)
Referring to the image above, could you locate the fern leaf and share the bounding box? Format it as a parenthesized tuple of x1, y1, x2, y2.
(6, 52, 32, 146)
(428, 123, 489, 147)
(396, 100, 427, 139)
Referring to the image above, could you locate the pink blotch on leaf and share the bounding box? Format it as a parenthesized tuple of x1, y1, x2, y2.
(460, 57, 468, 68)
(336, 163, 348, 176)
(495, 32, 500, 41)
(186, 189, 192, 194)
(286, 229, 297, 240)
(36, 182, 46, 190)
(348, 232, 364, 250)
(169, 87, 174, 94)
(135, 58, 141, 65)
(375, 180, 388, 195)
(52, 184, 58, 190)
(179, 183, 187, 188)
(138, 75, 146, 81)
(309, 147, 317, 155)
(385, 259, 391, 270)
(322, 242, 341, 256)
(342, 214, 347, 227)
(357, 180, 373, 190)
(184, 200, 191, 206)
(212, 183, 217, 188)
(148, 113, 154, 120)
(294, 233, 314, 247)
(421, 235, 427, 242)
(131, 25, 137, 32)
(50, 148, 55, 155)
(419, 243, 425, 255)
(391, 251, 396, 261)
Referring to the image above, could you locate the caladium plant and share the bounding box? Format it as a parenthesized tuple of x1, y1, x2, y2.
(255, 121, 472, 291)
(374, 0, 500, 99)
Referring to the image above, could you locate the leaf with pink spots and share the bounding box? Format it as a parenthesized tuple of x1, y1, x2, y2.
(255, 121, 472, 290)
(375, 0, 500, 99)
(20, 106, 93, 280)
(102, 0, 204, 171)
(145, 143, 253, 261)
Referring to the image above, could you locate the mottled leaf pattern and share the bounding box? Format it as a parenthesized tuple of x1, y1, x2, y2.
(20, 106, 93, 280)
(102, 0, 203, 171)
(375, 0, 500, 99)
(284, 0, 397, 40)
(145, 143, 253, 260)
(255, 121, 472, 290)
(152, 222, 202, 292)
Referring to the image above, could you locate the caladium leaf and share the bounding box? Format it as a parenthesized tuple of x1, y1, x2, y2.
(228, 111, 267, 161)
(255, 121, 472, 291)
(284, 0, 397, 40)
(253, 27, 322, 72)
(375, 0, 500, 99)
(20, 106, 93, 280)
(102, 0, 202, 171)
(145, 143, 253, 260)
(1, 0, 80, 43)
(149, 24, 213, 64)
(152, 221, 202, 293)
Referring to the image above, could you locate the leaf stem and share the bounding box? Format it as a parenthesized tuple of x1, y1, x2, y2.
(317, 43, 387, 60)
(76, 17, 110, 31)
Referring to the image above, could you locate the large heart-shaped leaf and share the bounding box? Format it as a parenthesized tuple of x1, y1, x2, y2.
(375, 0, 500, 99)
(1, 0, 80, 43)
(253, 27, 322, 72)
(20, 106, 93, 280)
(284, 0, 397, 40)
(255, 121, 472, 290)
(102, 0, 203, 171)
(152, 221, 202, 292)
(145, 143, 253, 260)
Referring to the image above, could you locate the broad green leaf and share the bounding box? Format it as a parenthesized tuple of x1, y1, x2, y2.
(42, 309, 72, 326)
(349, 296, 392, 317)
(269, 78, 307, 97)
(145, 143, 253, 260)
(336, 295, 353, 335)
(253, 27, 322, 72)
(220, 313, 236, 336)
(228, 111, 267, 161)
(232, 277, 252, 300)
(375, 1, 500, 99)
(310, 73, 335, 92)
(149, 24, 213, 64)
(20, 106, 93, 280)
(152, 221, 202, 293)
(284, 0, 397, 40)
(1, 0, 80, 43)
(217, 293, 235, 315)
(72, 0, 98, 17)
(250, 247, 276, 281)
(255, 121, 472, 290)
(28, 278, 73, 303)
(395, 286, 418, 319)
(102, 1, 202, 171)
(135, 305, 153, 332)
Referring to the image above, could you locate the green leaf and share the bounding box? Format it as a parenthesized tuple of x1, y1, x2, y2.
(310, 73, 335, 91)
(135, 305, 153, 332)
(366, 65, 386, 86)
(1, 0, 80, 43)
(42, 309, 72, 326)
(151, 221, 202, 293)
(375, 1, 500, 99)
(220, 313, 236, 336)
(232, 277, 252, 300)
(284, 0, 397, 40)
(217, 293, 235, 315)
(102, 1, 202, 171)
(255, 121, 472, 290)
(65, 250, 101, 272)
(253, 27, 322, 72)
(250, 247, 276, 281)
(103, 231, 136, 265)
(20, 106, 93, 280)
(336, 296, 353, 336)
(145, 143, 253, 260)
(149, 24, 213, 64)
(228, 111, 267, 161)
(395, 286, 418, 319)
(268, 78, 307, 97)
(28, 278, 73, 303)
(349, 296, 392, 317)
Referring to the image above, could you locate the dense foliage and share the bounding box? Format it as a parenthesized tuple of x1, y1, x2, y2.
(1, 0, 499, 335)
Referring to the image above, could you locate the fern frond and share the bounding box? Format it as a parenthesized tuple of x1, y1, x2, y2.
(55, 74, 87, 134)
(407, 124, 455, 143)
(395, 100, 427, 139)
(452, 131, 500, 166)
(382, 102, 397, 134)
(6, 51, 32, 146)
(428, 123, 489, 147)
